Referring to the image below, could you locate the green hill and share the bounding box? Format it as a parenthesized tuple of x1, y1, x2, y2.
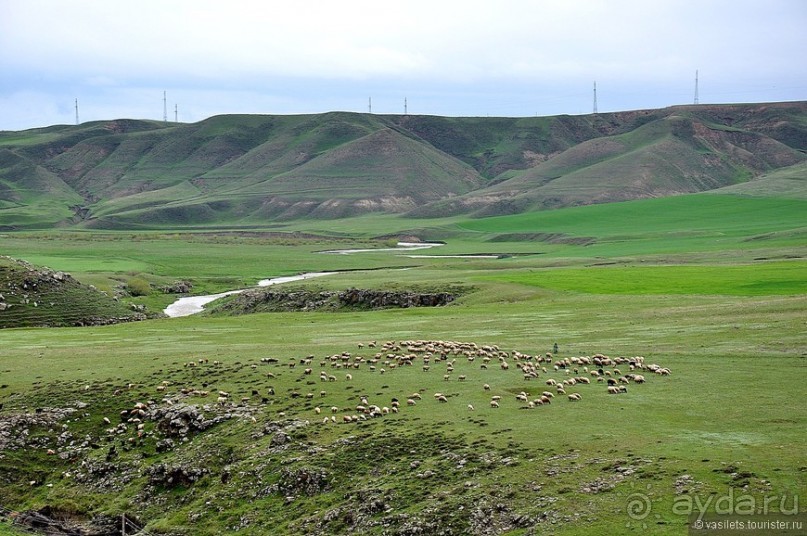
(0, 102, 804, 228)
(0, 256, 147, 328)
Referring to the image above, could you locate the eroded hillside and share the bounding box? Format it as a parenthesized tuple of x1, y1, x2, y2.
(0, 102, 804, 228)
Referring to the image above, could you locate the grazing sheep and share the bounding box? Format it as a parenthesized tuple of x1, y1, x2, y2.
(633, 374, 646, 383)
(490, 400, 500, 408)
(315, 407, 321, 414)
(483, 383, 491, 391)
(345, 373, 353, 381)
(541, 391, 554, 398)
(467, 404, 475, 411)
(546, 379, 557, 386)
(458, 375, 466, 381)
(407, 399, 417, 406)
(331, 406, 339, 413)
(568, 393, 582, 401)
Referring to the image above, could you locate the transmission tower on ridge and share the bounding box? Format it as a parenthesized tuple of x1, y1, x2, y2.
(368, 97, 372, 113)
(593, 81, 598, 114)
(163, 91, 168, 123)
(75, 98, 79, 125)
(694, 70, 700, 105)
(404, 97, 408, 115)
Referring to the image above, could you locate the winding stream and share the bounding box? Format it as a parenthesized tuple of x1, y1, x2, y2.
(163, 272, 335, 318)
(163, 242, 445, 318)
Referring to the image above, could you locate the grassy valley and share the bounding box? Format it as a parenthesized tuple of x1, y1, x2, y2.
(0, 103, 805, 534)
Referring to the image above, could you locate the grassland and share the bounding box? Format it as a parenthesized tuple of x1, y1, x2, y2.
(0, 191, 805, 535)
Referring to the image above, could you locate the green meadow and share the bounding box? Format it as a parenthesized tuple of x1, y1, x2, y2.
(0, 192, 805, 535)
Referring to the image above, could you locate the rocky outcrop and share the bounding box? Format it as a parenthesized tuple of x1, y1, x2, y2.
(212, 287, 458, 315)
(338, 288, 455, 308)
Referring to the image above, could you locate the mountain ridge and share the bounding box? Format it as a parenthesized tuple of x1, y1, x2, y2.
(0, 101, 804, 228)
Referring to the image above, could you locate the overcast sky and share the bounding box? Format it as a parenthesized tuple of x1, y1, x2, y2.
(1, 0, 805, 131)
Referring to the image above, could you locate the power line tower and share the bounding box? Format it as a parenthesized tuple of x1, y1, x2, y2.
(694, 70, 699, 105)
(593, 81, 598, 114)
(175, 103, 178, 123)
(368, 96, 372, 114)
(75, 98, 79, 125)
(163, 91, 168, 123)
(404, 97, 408, 115)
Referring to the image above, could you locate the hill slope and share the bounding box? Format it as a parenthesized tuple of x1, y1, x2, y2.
(0, 102, 804, 228)
(0, 256, 146, 328)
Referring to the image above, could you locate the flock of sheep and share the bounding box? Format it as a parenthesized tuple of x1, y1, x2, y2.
(141, 339, 671, 428)
(278, 339, 671, 424)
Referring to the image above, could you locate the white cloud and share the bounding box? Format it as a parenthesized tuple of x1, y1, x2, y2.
(1, 0, 805, 129)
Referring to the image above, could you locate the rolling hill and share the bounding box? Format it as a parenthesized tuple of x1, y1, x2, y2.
(0, 102, 804, 229)
(0, 256, 146, 328)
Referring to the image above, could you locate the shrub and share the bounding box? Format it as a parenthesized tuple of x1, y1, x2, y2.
(126, 277, 151, 297)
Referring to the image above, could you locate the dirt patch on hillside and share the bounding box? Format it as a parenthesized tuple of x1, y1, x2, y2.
(488, 233, 596, 246)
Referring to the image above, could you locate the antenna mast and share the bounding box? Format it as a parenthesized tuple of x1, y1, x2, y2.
(404, 97, 408, 115)
(75, 98, 79, 125)
(163, 91, 167, 123)
(368, 96, 372, 114)
(175, 103, 178, 123)
(694, 70, 699, 105)
(593, 81, 598, 114)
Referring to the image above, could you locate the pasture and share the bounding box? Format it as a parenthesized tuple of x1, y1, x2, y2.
(0, 192, 804, 534)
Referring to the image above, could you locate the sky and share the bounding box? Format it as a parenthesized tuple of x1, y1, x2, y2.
(1, 0, 805, 131)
